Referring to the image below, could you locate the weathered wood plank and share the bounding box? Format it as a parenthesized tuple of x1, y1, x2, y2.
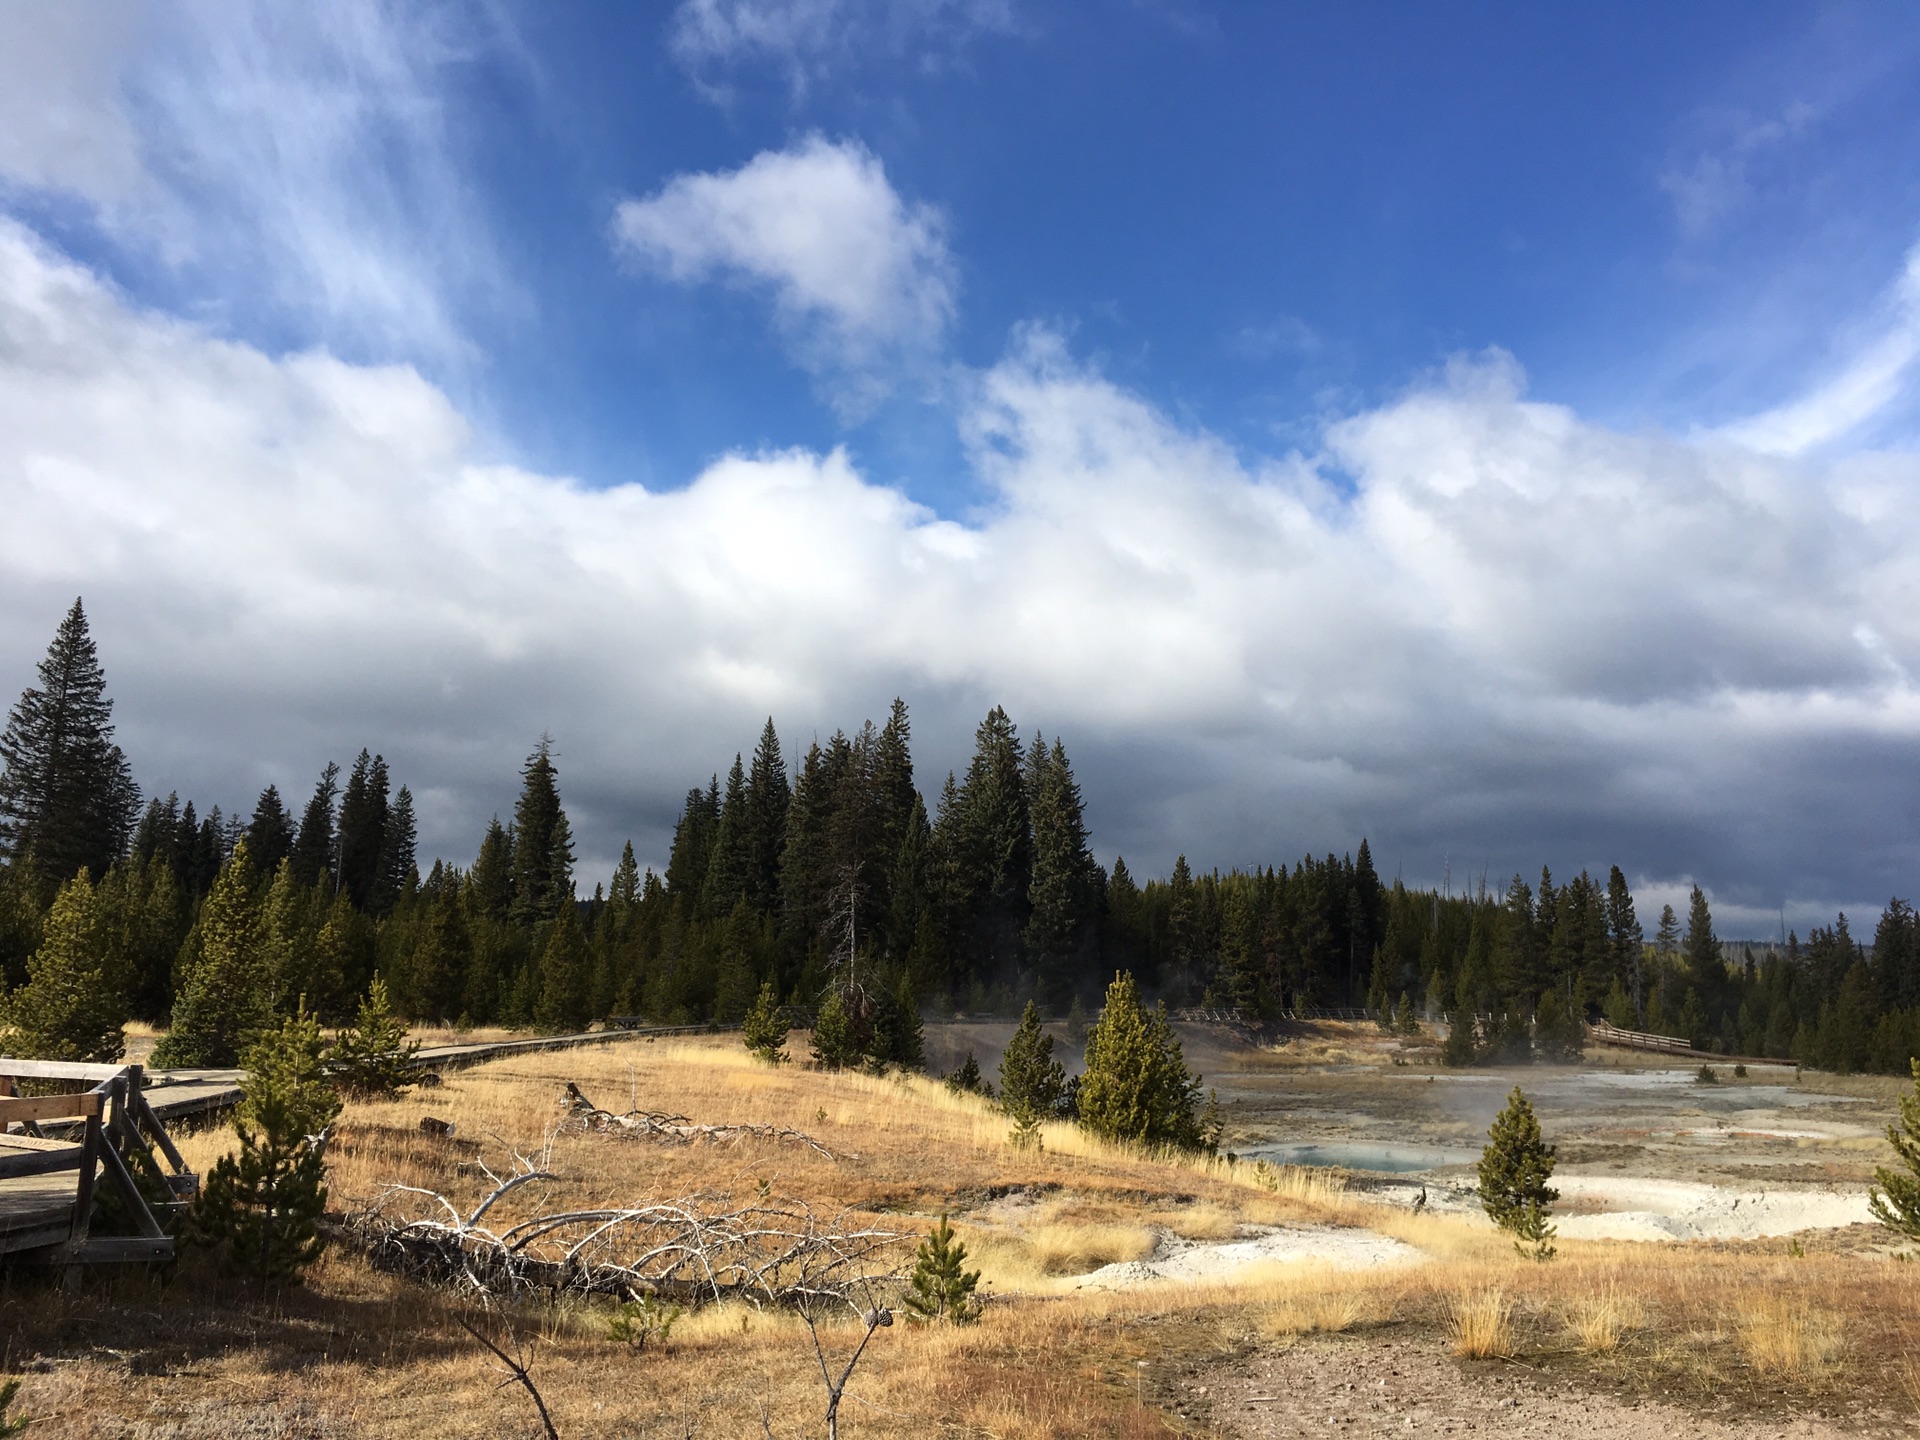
(0, 1092, 101, 1125)
(0, 1145, 83, 1180)
(0, 1059, 128, 1082)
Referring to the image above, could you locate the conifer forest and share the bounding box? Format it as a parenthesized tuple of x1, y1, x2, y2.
(1, 597, 1915, 1076)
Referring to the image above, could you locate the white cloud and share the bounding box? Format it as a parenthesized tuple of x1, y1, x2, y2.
(1718, 244, 1920, 455)
(1659, 102, 1816, 236)
(613, 136, 956, 412)
(3, 221, 1918, 922)
(0, 1, 509, 364)
(669, 0, 1016, 98)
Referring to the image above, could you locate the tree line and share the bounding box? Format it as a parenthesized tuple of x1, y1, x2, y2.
(3, 598, 1920, 1079)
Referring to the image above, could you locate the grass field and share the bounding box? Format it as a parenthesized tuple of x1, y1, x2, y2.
(2, 1033, 1916, 1436)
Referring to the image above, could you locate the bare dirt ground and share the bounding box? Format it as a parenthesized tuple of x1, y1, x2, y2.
(1184, 1334, 1880, 1439)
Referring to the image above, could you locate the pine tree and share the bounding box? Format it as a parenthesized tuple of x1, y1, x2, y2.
(1869, 1058, 1920, 1242)
(511, 738, 574, 926)
(373, 784, 417, 917)
(1654, 903, 1680, 958)
(153, 839, 272, 1067)
(533, 899, 592, 1032)
(701, 756, 753, 919)
(331, 976, 420, 1097)
(1683, 885, 1722, 1018)
(246, 785, 297, 876)
(743, 980, 790, 1063)
(810, 987, 859, 1070)
(998, 1000, 1067, 1125)
(1477, 1086, 1558, 1260)
(1, 869, 126, 1060)
(745, 719, 791, 916)
(944, 1050, 991, 1096)
(1024, 738, 1100, 1005)
(1532, 986, 1582, 1063)
(287, 763, 340, 890)
(333, 751, 390, 911)
(902, 1215, 980, 1325)
(1604, 866, 1643, 1023)
(1077, 971, 1210, 1151)
(468, 816, 514, 923)
(189, 1005, 340, 1285)
(0, 598, 139, 888)
(951, 708, 1031, 980)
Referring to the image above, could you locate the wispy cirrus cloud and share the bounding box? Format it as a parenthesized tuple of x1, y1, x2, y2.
(1718, 243, 1920, 454)
(612, 135, 957, 415)
(669, 0, 1017, 100)
(0, 0, 512, 366)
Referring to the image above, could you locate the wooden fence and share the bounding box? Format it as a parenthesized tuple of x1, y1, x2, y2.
(0, 1059, 197, 1267)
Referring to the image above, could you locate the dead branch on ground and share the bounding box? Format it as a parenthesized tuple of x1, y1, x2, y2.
(559, 1082, 838, 1160)
(348, 1164, 901, 1306)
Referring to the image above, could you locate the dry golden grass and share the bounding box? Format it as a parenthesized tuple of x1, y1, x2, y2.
(12, 1031, 1920, 1435)
(1559, 1282, 1643, 1352)
(1447, 1286, 1514, 1358)
(1733, 1290, 1845, 1377)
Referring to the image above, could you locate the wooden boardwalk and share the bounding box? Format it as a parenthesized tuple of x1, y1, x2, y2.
(0, 1059, 194, 1267)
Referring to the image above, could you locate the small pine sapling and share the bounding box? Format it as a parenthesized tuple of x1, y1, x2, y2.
(608, 1292, 684, 1353)
(810, 988, 860, 1070)
(1441, 1013, 1479, 1067)
(903, 1215, 981, 1325)
(1871, 1059, 1920, 1243)
(944, 1050, 992, 1097)
(1477, 1086, 1558, 1261)
(742, 980, 790, 1064)
(191, 1005, 342, 1284)
(1395, 990, 1421, 1036)
(330, 976, 419, 1098)
(998, 1001, 1066, 1149)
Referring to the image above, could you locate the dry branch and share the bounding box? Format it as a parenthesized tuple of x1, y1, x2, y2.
(346, 1164, 901, 1307)
(559, 1082, 838, 1160)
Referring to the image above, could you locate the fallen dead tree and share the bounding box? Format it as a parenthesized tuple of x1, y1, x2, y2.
(344, 1156, 900, 1307)
(558, 1081, 838, 1160)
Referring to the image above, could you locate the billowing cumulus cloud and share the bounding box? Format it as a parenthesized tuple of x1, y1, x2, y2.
(612, 136, 957, 413)
(2, 221, 1917, 932)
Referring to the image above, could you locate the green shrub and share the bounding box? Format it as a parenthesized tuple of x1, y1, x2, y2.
(742, 980, 789, 1064)
(330, 977, 418, 1098)
(1477, 1086, 1558, 1261)
(189, 1005, 341, 1285)
(902, 1215, 980, 1325)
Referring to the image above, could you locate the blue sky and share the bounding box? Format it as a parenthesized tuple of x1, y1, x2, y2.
(5, 1, 1920, 931)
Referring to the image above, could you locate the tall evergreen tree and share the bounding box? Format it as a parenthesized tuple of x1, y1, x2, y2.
(1, 868, 126, 1060)
(374, 783, 418, 916)
(952, 708, 1031, 983)
(333, 751, 390, 910)
(0, 598, 139, 888)
(469, 816, 514, 923)
(287, 763, 340, 890)
(510, 737, 574, 925)
(667, 778, 721, 914)
(1024, 737, 1100, 1005)
(1684, 884, 1722, 1016)
(246, 786, 297, 875)
(701, 756, 753, 919)
(1604, 867, 1644, 1023)
(153, 838, 272, 1067)
(533, 896, 592, 1032)
(744, 719, 791, 916)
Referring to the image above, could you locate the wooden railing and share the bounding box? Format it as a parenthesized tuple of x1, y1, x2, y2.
(0, 1059, 198, 1265)
(1584, 1020, 1698, 1056)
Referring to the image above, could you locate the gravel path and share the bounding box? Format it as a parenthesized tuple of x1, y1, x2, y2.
(1184, 1336, 1877, 1438)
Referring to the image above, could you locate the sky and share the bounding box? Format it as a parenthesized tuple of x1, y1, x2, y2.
(4, 2, 1920, 934)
